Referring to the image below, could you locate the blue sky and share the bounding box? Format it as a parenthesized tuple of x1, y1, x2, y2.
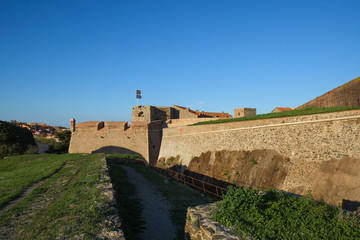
(1, 0, 359, 127)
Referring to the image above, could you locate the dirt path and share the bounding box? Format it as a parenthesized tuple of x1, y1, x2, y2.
(35, 140, 49, 154)
(0, 166, 64, 216)
(0, 178, 47, 216)
(118, 165, 177, 240)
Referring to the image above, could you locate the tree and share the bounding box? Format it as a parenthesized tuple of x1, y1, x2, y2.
(0, 121, 38, 158)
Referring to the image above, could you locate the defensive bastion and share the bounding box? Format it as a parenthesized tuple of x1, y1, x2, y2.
(158, 109, 360, 208)
(69, 76, 360, 208)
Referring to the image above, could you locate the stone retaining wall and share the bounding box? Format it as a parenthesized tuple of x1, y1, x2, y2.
(158, 110, 360, 207)
(97, 156, 126, 240)
(185, 203, 241, 240)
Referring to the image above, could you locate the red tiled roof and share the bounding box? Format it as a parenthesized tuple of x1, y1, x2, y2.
(173, 105, 197, 114)
(274, 107, 293, 111)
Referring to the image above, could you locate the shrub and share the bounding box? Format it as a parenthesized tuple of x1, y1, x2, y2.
(212, 186, 360, 239)
(0, 121, 38, 158)
(106, 154, 141, 160)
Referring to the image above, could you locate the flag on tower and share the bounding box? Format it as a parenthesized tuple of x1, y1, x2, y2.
(136, 90, 142, 99)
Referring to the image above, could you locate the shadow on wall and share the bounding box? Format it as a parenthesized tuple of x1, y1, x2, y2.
(171, 164, 235, 192)
(312, 156, 360, 211)
(92, 146, 144, 158)
(158, 152, 360, 211)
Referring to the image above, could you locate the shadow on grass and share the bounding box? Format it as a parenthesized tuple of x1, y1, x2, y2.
(108, 165, 145, 240)
(109, 162, 214, 240)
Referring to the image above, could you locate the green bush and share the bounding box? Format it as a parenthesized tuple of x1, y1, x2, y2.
(0, 121, 38, 158)
(212, 186, 360, 239)
(36, 130, 71, 154)
(106, 154, 141, 160)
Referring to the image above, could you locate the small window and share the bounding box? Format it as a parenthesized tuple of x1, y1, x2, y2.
(138, 111, 144, 117)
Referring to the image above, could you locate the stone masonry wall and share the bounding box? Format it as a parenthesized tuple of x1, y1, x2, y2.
(185, 203, 241, 240)
(158, 110, 360, 206)
(69, 121, 163, 164)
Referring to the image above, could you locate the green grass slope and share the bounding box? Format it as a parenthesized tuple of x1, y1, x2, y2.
(0, 153, 114, 239)
(193, 106, 360, 125)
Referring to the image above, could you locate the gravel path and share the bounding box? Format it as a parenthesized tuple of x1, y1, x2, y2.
(118, 165, 177, 240)
(35, 140, 49, 154)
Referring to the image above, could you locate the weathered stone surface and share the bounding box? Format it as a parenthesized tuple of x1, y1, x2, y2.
(185, 203, 243, 240)
(159, 110, 360, 206)
(96, 157, 126, 240)
(69, 120, 162, 164)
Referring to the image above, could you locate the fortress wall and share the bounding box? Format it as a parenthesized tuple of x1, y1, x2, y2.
(158, 110, 360, 206)
(298, 76, 360, 109)
(172, 105, 198, 119)
(147, 120, 163, 165)
(69, 121, 151, 161)
(167, 118, 218, 128)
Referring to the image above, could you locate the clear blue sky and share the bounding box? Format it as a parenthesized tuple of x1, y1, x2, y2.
(1, 0, 359, 127)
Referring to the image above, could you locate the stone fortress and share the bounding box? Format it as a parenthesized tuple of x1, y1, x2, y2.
(69, 76, 360, 208)
(69, 105, 238, 163)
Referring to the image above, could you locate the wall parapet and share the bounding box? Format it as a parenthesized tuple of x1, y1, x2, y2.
(158, 109, 360, 207)
(162, 109, 360, 138)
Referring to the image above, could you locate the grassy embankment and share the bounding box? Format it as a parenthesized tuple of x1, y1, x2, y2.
(0, 153, 113, 239)
(193, 106, 360, 125)
(213, 186, 360, 239)
(108, 159, 214, 240)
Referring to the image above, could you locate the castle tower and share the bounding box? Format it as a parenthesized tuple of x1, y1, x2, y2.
(234, 108, 256, 118)
(70, 118, 76, 132)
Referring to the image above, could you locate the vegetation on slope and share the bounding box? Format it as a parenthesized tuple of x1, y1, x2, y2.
(0, 154, 67, 208)
(34, 130, 71, 154)
(212, 186, 360, 239)
(0, 154, 114, 239)
(0, 121, 38, 158)
(193, 106, 360, 125)
(106, 153, 142, 161)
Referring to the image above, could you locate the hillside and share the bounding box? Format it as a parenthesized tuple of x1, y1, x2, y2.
(0, 121, 38, 158)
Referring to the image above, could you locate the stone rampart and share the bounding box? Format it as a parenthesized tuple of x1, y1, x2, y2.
(69, 120, 162, 164)
(167, 118, 220, 128)
(298, 76, 360, 108)
(158, 110, 360, 207)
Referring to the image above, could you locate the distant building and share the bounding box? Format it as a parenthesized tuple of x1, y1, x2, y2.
(8, 120, 68, 138)
(234, 108, 256, 118)
(173, 105, 232, 119)
(271, 107, 294, 113)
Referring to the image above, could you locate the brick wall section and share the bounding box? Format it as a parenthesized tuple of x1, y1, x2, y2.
(158, 110, 360, 206)
(298, 76, 360, 109)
